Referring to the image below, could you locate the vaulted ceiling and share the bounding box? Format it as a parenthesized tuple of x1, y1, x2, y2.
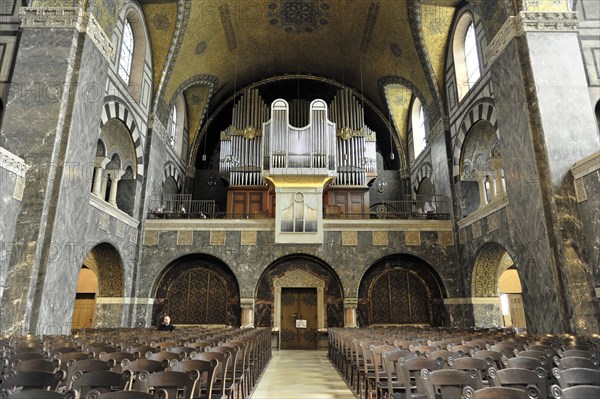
(139, 0, 460, 160)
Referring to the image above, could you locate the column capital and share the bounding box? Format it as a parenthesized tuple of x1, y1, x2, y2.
(343, 297, 358, 309)
(95, 156, 110, 168)
(240, 297, 255, 309)
(106, 169, 125, 181)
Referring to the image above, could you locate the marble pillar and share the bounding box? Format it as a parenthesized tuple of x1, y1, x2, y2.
(92, 156, 110, 197)
(343, 297, 358, 328)
(241, 297, 255, 328)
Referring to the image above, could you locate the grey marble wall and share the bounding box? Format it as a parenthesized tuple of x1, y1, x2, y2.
(579, 171, 600, 289)
(0, 168, 22, 303)
(135, 227, 460, 326)
(489, 38, 574, 334)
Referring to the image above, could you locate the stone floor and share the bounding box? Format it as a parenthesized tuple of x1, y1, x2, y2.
(250, 350, 356, 399)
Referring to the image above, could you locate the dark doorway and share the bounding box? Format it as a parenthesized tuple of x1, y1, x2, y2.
(280, 288, 318, 349)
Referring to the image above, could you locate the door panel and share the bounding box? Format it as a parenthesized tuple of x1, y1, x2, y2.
(280, 288, 318, 349)
(72, 299, 95, 329)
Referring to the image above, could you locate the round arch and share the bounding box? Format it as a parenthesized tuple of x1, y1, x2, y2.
(72, 242, 125, 330)
(254, 254, 344, 331)
(451, 99, 498, 183)
(357, 254, 448, 327)
(471, 242, 517, 297)
(152, 254, 241, 327)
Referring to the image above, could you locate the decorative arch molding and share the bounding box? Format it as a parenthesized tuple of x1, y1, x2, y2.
(273, 269, 326, 331)
(82, 242, 125, 297)
(191, 74, 401, 171)
(163, 161, 182, 190)
(100, 98, 144, 181)
(413, 162, 433, 193)
(452, 98, 498, 182)
(471, 242, 516, 297)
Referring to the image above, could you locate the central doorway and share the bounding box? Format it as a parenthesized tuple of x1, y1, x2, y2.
(280, 288, 318, 349)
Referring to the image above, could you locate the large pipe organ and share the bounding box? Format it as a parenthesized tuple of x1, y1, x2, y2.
(218, 88, 379, 243)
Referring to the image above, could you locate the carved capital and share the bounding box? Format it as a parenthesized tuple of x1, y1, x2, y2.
(20, 7, 80, 28)
(0, 147, 29, 178)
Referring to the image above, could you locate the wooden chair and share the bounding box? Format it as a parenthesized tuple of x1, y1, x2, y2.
(219, 343, 244, 399)
(207, 345, 236, 399)
(554, 356, 599, 370)
(462, 385, 540, 399)
(359, 340, 381, 399)
(502, 355, 546, 371)
(70, 370, 129, 398)
(133, 370, 199, 399)
(120, 359, 168, 390)
(12, 358, 60, 373)
(471, 350, 504, 369)
(552, 367, 600, 388)
(429, 350, 462, 362)
(396, 356, 445, 399)
(421, 368, 482, 399)
(2, 389, 73, 399)
(370, 344, 396, 399)
(447, 356, 492, 385)
(550, 384, 600, 399)
(60, 358, 111, 391)
(144, 351, 183, 363)
(171, 358, 220, 399)
(96, 391, 155, 399)
(488, 366, 547, 398)
(0, 370, 62, 392)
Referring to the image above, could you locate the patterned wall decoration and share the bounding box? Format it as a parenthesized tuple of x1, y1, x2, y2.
(254, 255, 343, 329)
(165, 268, 227, 324)
(82, 243, 124, 297)
(370, 269, 431, 324)
(268, 0, 330, 33)
(152, 257, 241, 326)
(219, 4, 237, 51)
(87, 0, 128, 38)
(357, 255, 448, 327)
(471, 243, 508, 297)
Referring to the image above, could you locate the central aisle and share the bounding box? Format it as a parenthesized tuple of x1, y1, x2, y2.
(251, 350, 356, 399)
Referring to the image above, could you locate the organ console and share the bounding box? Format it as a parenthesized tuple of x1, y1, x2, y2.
(218, 88, 379, 243)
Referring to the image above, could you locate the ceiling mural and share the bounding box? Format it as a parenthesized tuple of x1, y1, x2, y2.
(384, 84, 412, 157)
(183, 84, 211, 150)
(268, 0, 331, 33)
(420, 4, 455, 96)
(140, 0, 179, 93)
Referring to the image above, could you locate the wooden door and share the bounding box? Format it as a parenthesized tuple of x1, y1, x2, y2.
(508, 294, 527, 329)
(280, 288, 318, 349)
(72, 298, 95, 329)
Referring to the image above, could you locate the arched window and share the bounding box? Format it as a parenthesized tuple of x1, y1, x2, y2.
(118, 20, 134, 84)
(453, 12, 481, 100)
(411, 97, 426, 158)
(464, 23, 481, 89)
(168, 105, 177, 147)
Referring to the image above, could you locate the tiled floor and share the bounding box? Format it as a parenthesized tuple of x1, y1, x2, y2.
(251, 350, 356, 399)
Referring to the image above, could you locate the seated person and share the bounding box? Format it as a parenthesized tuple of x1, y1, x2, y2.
(157, 314, 175, 331)
(424, 200, 436, 214)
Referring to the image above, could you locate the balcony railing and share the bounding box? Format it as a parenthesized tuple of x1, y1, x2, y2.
(148, 195, 451, 220)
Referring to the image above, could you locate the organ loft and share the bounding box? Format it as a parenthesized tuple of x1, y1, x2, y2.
(0, 0, 599, 368)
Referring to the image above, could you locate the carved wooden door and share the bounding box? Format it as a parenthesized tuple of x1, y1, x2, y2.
(280, 288, 318, 349)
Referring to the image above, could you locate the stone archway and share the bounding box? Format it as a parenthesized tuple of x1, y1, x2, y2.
(76, 243, 125, 329)
(358, 254, 448, 327)
(152, 255, 241, 327)
(254, 255, 344, 330)
(471, 242, 525, 329)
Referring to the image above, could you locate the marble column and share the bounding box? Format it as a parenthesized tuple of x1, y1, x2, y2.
(92, 156, 110, 197)
(486, 175, 496, 202)
(343, 297, 358, 328)
(490, 158, 506, 197)
(487, 10, 599, 333)
(107, 169, 124, 207)
(474, 171, 487, 209)
(240, 298, 255, 328)
(0, 6, 111, 335)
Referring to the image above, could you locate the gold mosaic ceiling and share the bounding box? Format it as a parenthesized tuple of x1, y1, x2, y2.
(141, 1, 458, 105)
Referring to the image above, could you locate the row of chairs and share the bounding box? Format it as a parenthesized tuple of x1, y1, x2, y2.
(329, 327, 600, 399)
(0, 327, 272, 399)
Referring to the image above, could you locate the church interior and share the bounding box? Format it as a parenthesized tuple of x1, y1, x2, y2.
(0, 0, 599, 397)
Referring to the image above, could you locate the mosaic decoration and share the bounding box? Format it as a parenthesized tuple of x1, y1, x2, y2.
(195, 41, 207, 55)
(471, 244, 505, 297)
(361, 2, 380, 52)
(165, 268, 228, 324)
(83, 243, 124, 297)
(268, 0, 330, 33)
(370, 269, 431, 324)
(390, 42, 402, 57)
(219, 4, 237, 51)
